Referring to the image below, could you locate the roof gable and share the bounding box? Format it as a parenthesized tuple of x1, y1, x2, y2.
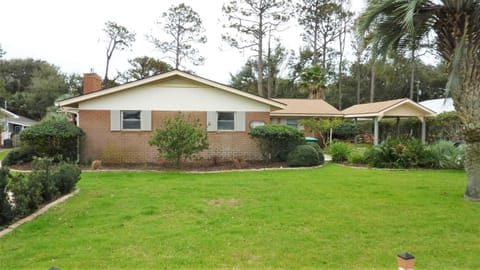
(57, 70, 285, 111)
(342, 98, 436, 118)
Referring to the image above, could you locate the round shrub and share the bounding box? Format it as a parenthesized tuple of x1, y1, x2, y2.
(328, 141, 352, 163)
(249, 124, 304, 162)
(287, 145, 320, 167)
(305, 142, 325, 165)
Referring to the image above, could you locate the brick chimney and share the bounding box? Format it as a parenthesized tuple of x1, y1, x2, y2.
(83, 73, 102, 94)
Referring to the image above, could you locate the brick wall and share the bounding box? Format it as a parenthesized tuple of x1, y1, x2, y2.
(79, 110, 269, 163)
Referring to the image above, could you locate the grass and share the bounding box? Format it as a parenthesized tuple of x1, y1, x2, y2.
(0, 164, 478, 269)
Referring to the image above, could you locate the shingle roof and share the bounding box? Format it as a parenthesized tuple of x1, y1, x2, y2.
(342, 98, 435, 118)
(270, 98, 342, 117)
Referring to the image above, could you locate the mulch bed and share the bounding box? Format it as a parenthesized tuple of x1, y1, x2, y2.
(9, 160, 288, 172)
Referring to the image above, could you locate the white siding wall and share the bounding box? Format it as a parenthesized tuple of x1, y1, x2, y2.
(79, 80, 271, 112)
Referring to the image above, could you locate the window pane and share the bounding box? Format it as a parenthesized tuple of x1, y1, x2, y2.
(217, 112, 234, 130)
(122, 111, 141, 129)
(287, 119, 298, 128)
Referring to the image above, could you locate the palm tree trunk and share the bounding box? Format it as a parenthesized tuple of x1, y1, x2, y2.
(454, 78, 480, 200)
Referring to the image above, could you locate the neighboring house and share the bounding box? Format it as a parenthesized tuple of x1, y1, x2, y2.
(419, 97, 454, 114)
(1, 108, 37, 147)
(56, 70, 285, 163)
(270, 98, 343, 130)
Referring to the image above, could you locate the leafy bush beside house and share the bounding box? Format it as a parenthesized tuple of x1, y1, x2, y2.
(149, 112, 209, 168)
(249, 124, 304, 162)
(20, 113, 84, 162)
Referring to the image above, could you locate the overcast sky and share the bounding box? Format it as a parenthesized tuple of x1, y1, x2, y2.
(0, 0, 365, 84)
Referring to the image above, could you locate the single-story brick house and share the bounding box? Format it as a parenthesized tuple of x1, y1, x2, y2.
(56, 70, 286, 163)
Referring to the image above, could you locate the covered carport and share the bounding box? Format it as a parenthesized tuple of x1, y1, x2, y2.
(342, 98, 436, 145)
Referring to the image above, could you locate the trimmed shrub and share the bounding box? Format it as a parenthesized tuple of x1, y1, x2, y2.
(7, 173, 42, 218)
(51, 162, 82, 194)
(20, 113, 84, 161)
(328, 142, 352, 163)
(348, 149, 367, 164)
(0, 167, 13, 226)
(249, 124, 304, 162)
(30, 158, 59, 202)
(287, 145, 320, 167)
(305, 142, 325, 165)
(2, 147, 34, 166)
(333, 121, 359, 140)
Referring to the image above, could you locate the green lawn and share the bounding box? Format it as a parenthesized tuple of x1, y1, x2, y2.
(0, 164, 478, 269)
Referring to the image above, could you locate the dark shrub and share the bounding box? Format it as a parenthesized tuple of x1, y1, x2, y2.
(20, 114, 84, 161)
(305, 142, 325, 165)
(249, 124, 304, 162)
(2, 147, 34, 166)
(287, 145, 320, 167)
(0, 167, 13, 226)
(30, 158, 59, 202)
(333, 121, 359, 140)
(51, 162, 82, 194)
(7, 173, 42, 218)
(328, 141, 352, 163)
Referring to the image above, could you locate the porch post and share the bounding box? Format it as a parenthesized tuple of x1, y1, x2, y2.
(374, 117, 379, 145)
(420, 116, 426, 144)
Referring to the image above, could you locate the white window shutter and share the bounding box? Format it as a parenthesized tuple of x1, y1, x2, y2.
(110, 110, 120, 131)
(235, 112, 246, 131)
(141, 110, 152, 131)
(207, 111, 217, 131)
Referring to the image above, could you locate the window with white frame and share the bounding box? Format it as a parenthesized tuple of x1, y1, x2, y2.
(217, 112, 235, 130)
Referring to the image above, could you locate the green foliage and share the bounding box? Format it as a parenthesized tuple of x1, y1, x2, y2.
(0, 167, 13, 226)
(287, 145, 321, 167)
(2, 147, 34, 166)
(301, 118, 343, 146)
(120, 56, 172, 82)
(327, 141, 352, 163)
(0, 158, 81, 226)
(249, 124, 304, 162)
(426, 140, 465, 169)
(427, 111, 462, 141)
(0, 59, 70, 120)
(333, 121, 359, 140)
(103, 21, 136, 84)
(365, 136, 428, 168)
(20, 113, 83, 161)
(149, 112, 209, 168)
(51, 162, 82, 194)
(30, 158, 58, 202)
(305, 142, 325, 164)
(348, 149, 367, 164)
(6, 173, 42, 219)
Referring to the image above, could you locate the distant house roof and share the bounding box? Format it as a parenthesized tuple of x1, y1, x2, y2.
(342, 98, 436, 118)
(270, 98, 342, 117)
(419, 98, 454, 114)
(56, 70, 286, 111)
(1, 108, 37, 127)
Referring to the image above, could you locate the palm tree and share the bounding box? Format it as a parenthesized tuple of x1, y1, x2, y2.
(359, 0, 480, 201)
